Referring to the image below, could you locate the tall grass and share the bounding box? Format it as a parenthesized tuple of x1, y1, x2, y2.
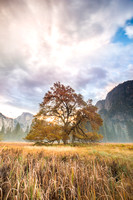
(0, 146, 133, 200)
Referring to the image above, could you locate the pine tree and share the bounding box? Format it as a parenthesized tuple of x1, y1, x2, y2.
(0, 125, 5, 134)
(0, 125, 5, 141)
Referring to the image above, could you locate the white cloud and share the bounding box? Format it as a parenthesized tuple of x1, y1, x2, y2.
(0, 103, 33, 119)
(0, 0, 133, 117)
(125, 26, 133, 38)
(126, 64, 133, 79)
(35, 87, 43, 93)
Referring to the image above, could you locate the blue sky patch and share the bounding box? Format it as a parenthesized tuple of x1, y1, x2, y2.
(126, 18, 133, 26)
(112, 18, 133, 45)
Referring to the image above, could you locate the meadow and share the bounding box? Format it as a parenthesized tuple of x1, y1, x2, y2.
(0, 142, 133, 200)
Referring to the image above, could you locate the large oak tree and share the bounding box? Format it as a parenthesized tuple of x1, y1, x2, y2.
(26, 82, 103, 144)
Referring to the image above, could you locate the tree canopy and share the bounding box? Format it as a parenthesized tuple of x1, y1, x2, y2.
(26, 82, 103, 144)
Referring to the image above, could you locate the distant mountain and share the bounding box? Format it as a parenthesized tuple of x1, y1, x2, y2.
(0, 112, 33, 141)
(96, 80, 133, 142)
(0, 113, 14, 132)
(14, 112, 33, 131)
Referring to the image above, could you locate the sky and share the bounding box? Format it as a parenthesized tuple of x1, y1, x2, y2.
(0, 0, 133, 118)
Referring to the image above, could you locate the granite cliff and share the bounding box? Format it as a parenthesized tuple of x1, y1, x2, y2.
(0, 112, 33, 141)
(0, 113, 14, 132)
(14, 112, 33, 131)
(96, 80, 133, 142)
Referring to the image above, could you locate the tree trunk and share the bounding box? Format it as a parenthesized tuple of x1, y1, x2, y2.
(57, 140, 60, 144)
(72, 134, 75, 144)
(63, 140, 67, 144)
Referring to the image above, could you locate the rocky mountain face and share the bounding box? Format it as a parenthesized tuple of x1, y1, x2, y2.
(96, 80, 133, 142)
(0, 112, 33, 141)
(14, 112, 33, 131)
(0, 113, 14, 132)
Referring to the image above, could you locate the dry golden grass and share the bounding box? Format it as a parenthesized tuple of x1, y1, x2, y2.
(0, 142, 133, 200)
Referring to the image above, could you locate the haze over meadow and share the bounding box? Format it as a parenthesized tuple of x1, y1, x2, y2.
(0, 0, 133, 118)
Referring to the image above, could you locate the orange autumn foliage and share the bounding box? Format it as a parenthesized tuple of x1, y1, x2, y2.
(26, 82, 103, 144)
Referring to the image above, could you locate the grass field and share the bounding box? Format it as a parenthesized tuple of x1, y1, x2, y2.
(0, 142, 133, 200)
